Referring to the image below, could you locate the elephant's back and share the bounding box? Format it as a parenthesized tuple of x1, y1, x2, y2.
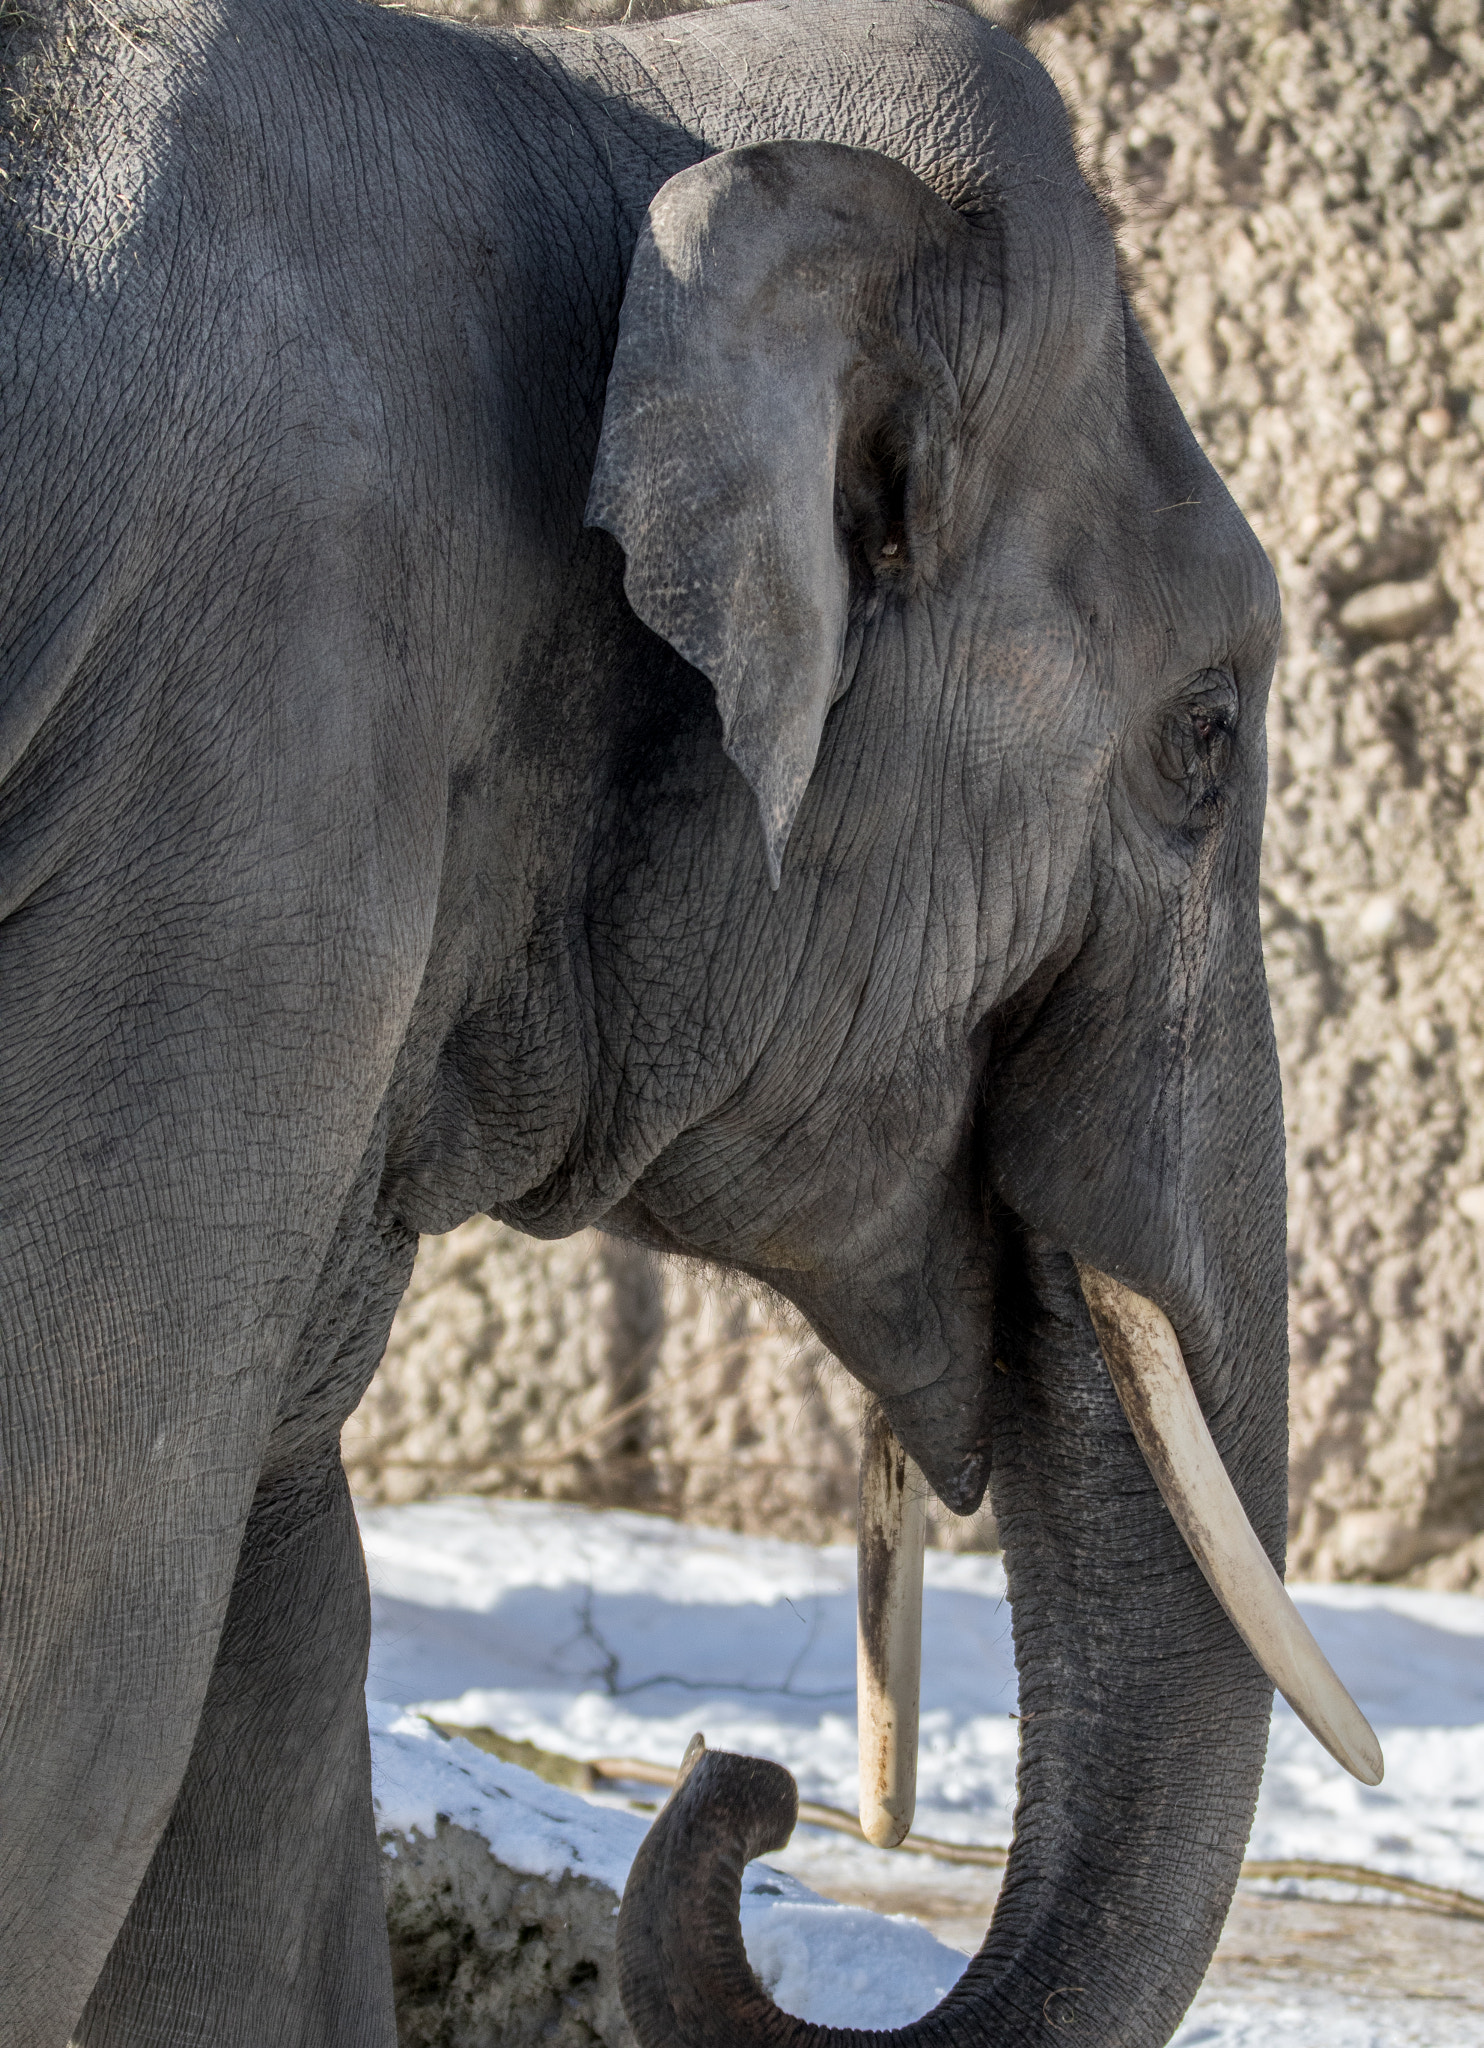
(0, 0, 530, 790)
(543, 0, 1082, 223)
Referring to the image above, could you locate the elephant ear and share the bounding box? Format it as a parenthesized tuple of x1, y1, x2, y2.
(586, 141, 964, 886)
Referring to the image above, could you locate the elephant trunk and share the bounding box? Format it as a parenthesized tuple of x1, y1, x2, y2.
(615, 1242, 1287, 2048)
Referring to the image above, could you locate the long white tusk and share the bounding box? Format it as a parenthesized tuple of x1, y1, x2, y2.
(1077, 1263, 1384, 1788)
(857, 1403, 928, 1847)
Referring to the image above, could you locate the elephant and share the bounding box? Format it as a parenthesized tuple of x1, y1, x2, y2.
(0, 0, 1314, 2040)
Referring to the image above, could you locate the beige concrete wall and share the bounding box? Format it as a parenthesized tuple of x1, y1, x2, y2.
(1036, 0, 1484, 1588)
(343, 1217, 998, 1550)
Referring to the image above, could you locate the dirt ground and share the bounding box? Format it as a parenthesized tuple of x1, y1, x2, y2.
(1206, 1889, 1484, 2012)
(771, 1830, 1484, 2020)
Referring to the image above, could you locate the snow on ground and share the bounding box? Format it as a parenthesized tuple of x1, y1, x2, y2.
(362, 1497, 1484, 2046)
(371, 1698, 644, 1894)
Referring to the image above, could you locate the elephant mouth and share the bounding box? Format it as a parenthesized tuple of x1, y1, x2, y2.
(857, 1261, 1381, 1857)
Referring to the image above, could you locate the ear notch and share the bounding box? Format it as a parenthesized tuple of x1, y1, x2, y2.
(586, 140, 966, 886)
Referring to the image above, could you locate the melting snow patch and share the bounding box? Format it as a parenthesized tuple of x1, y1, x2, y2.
(368, 1696, 971, 2032)
(740, 1901, 967, 2028)
(368, 1700, 644, 1894)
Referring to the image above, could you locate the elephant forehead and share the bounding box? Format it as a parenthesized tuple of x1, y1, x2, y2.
(948, 464, 1278, 714)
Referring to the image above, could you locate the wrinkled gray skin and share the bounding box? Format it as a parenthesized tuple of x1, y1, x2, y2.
(0, 1, 1285, 2042)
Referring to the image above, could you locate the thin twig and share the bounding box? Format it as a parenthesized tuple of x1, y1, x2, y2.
(590, 1756, 1006, 1862)
(1237, 1858, 1484, 1922)
(350, 1454, 854, 1478)
(566, 1596, 850, 1703)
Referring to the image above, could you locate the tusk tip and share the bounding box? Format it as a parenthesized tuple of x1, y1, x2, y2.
(1284, 1671, 1384, 1787)
(1343, 1733, 1385, 1788)
(1077, 1264, 1389, 1797)
(859, 1800, 912, 1849)
(1304, 1695, 1385, 1785)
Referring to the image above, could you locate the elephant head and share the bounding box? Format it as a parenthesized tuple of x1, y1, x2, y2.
(567, 54, 1357, 2038)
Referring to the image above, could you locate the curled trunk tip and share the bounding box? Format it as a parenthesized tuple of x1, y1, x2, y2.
(618, 1746, 806, 2048)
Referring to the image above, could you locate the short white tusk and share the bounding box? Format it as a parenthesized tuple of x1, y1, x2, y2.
(857, 1404, 928, 1847)
(1077, 1263, 1384, 1788)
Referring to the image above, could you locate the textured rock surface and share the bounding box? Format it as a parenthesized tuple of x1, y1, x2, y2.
(345, 1225, 666, 1516)
(351, 0, 1484, 1586)
(382, 1820, 631, 2048)
(1034, 0, 1484, 1589)
(345, 1216, 998, 1549)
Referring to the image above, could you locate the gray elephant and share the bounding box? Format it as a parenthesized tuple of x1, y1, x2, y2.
(1, 0, 1313, 2041)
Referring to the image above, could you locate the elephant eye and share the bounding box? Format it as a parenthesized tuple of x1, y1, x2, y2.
(1156, 671, 1238, 818)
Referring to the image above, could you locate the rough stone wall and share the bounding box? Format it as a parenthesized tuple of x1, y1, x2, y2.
(345, 1225, 666, 1515)
(344, 1217, 997, 1549)
(1034, 0, 1484, 1589)
(383, 1819, 632, 2048)
(350, 0, 1484, 1586)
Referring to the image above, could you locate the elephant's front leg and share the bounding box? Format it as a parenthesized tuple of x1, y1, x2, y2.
(76, 1451, 396, 2048)
(0, 1142, 415, 2048)
(0, 775, 437, 2043)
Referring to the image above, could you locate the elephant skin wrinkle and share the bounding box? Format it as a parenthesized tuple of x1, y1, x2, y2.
(382, 0, 1484, 1602)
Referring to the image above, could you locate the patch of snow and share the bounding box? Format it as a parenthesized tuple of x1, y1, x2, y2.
(1172, 1992, 1484, 2047)
(367, 1694, 972, 2027)
(739, 1900, 967, 2028)
(368, 1699, 645, 1894)
(362, 1498, 1018, 1840)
